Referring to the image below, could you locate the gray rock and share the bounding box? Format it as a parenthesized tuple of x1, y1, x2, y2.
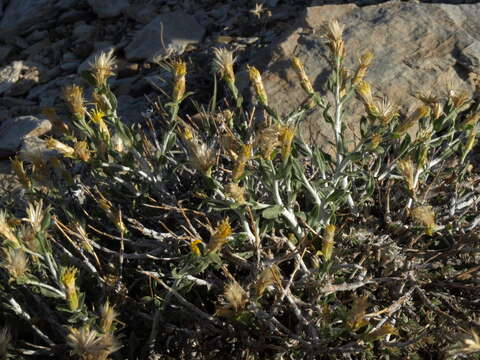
(459, 41, 480, 74)
(125, 11, 205, 62)
(126, 2, 158, 24)
(117, 95, 149, 125)
(259, 2, 480, 148)
(60, 62, 81, 72)
(7, 61, 45, 96)
(0, 116, 52, 156)
(87, 0, 129, 18)
(0, 61, 22, 95)
(72, 22, 95, 42)
(19, 137, 58, 163)
(0, 45, 12, 64)
(0, 0, 56, 36)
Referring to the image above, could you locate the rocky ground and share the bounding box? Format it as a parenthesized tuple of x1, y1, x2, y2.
(1, 0, 480, 185)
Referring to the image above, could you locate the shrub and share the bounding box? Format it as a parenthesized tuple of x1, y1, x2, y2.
(1, 21, 480, 359)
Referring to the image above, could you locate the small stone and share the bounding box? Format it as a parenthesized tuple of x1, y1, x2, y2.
(0, 61, 23, 95)
(0, 115, 52, 156)
(19, 137, 58, 163)
(125, 11, 205, 62)
(87, 0, 130, 18)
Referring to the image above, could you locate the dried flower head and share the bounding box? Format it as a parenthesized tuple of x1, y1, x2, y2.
(61, 266, 80, 311)
(247, 65, 268, 106)
(292, 57, 314, 95)
(321, 224, 336, 261)
(352, 50, 374, 85)
(233, 144, 252, 182)
(460, 112, 480, 129)
(67, 325, 117, 360)
(45, 138, 75, 158)
(460, 329, 480, 354)
(394, 105, 430, 137)
(63, 85, 86, 119)
(397, 158, 415, 193)
(323, 20, 345, 58)
(2, 247, 28, 280)
(11, 157, 31, 189)
(449, 88, 470, 110)
(213, 48, 236, 84)
(0, 211, 20, 247)
(255, 265, 282, 297)
(411, 205, 437, 236)
(348, 295, 369, 331)
(225, 183, 246, 204)
(255, 125, 279, 160)
(0, 327, 11, 359)
(100, 299, 118, 334)
(42, 106, 69, 134)
(25, 200, 47, 234)
(171, 60, 187, 103)
(224, 281, 248, 312)
(374, 98, 398, 125)
(368, 323, 399, 340)
(207, 218, 232, 253)
(190, 239, 203, 256)
(187, 140, 216, 177)
(74, 141, 91, 163)
(90, 49, 116, 87)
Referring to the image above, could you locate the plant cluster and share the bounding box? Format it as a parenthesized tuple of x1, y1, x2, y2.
(1, 22, 480, 359)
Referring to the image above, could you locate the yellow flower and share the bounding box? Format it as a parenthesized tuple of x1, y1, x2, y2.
(172, 60, 187, 103)
(190, 239, 202, 256)
(89, 109, 110, 140)
(352, 50, 374, 85)
(278, 125, 295, 161)
(247, 65, 268, 106)
(292, 57, 314, 95)
(61, 266, 80, 311)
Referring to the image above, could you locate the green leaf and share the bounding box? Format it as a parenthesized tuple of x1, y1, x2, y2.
(262, 205, 284, 220)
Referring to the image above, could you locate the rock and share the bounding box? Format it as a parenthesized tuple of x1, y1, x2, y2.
(0, 115, 52, 157)
(459, 41, 480, 74)
(7, 61, 45, 96)
(0, 61, 22, 95)
(19, 137, 57, 163)
(0, 0, 57, 37)
(117, 95, 149, 125)
(87, 0, 129, 18)
(126, 2, 158, 24)
(259, 2, 480, 148)
(125, 11, 205, 62)
(72, 22, 95, 42)
(0, 45, 12, 64)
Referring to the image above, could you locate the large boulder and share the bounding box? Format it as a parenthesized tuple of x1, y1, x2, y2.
(257, 2, 480, 147)
(0, 0, 56, 37)
(0, 115, 51, 158)
(125, 11, 205, 62)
